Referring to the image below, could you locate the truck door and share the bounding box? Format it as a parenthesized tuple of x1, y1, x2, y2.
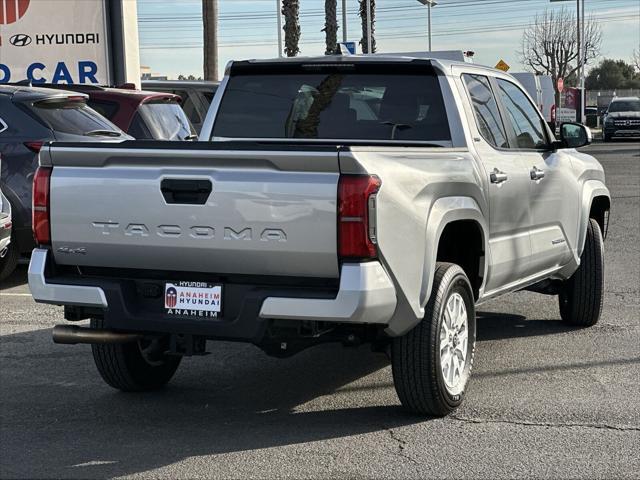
(493, 78, 579, 277)
(461, 74, 532, 293)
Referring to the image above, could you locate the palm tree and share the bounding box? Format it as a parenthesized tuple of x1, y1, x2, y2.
(359, 0, 376, 54)
(323, 0, 338, 55)
(282, 0, 300, 57)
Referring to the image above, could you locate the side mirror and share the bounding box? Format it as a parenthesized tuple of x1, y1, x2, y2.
(557, 122, 592, 149)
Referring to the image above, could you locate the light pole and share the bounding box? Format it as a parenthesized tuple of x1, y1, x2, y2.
(366, 0, 372, 54)
(417, 0, 437, 52)
(551, 0, 586, 123)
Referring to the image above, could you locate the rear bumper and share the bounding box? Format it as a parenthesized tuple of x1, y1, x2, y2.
(28, 249, 397, 341)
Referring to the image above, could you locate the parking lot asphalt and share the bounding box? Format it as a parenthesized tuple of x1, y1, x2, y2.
(1, 141, 639, 479)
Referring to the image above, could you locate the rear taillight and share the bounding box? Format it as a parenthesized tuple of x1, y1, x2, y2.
(32, 166, 52, 246)
(24, 141, 44, 153)
(338, 175, 381, 260)
(551, 104, 556, 123)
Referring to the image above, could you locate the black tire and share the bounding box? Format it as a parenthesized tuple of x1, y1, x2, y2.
(0, 233, 19, 282)
(559, 218, 604, 327)
(391, 262, 476, 416)
(603, 133, 612, 142)
(90, 318, 181, 392)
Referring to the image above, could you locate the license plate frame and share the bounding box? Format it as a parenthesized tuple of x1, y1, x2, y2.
(164, 281, 223, 319)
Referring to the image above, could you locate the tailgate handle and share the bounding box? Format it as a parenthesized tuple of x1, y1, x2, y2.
(161, 179, 212, 205)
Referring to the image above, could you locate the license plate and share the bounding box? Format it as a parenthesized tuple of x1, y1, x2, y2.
(164, 281, 222, 318)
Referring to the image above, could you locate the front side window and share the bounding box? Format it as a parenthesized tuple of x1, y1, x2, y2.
(496, 79, 548, 149)
(462, 74, 508, 148)
(212, 68, 451, 143)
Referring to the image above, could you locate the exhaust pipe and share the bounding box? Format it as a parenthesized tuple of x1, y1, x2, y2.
(53, 325, 143, 345)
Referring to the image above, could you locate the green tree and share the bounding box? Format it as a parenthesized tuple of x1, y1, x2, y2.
(282, 0, 300, 57)
(586, 59, 640, 90)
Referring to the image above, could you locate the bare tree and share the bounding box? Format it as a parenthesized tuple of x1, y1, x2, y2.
(282, 0, 300, 57)
(519, 7, 601, 102)
(359, 0, 376, 54)
(323, 0, 338, 55)
(202, 0, 218, 81)
(633, 49, 640, 73)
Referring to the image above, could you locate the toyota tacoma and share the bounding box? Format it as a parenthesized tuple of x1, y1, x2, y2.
(28, 56, 610, 416)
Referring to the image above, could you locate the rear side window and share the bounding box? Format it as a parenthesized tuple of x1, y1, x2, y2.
(172, 90, 201, 124)
(129, 102, 195, 140)
(87, 100, 120, 120)
(30, 100, 119, 135)
(463, 74, 508, 149)
(496, 79, 548, 149)
(212, 69, 451, 143)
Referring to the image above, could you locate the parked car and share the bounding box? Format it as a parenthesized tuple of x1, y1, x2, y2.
(29, 56, 610, 417)
(40, 84, 196, 141)
(0, 85, 129, 280)
(511, 72, 556, 131)
(0, 158, 11, 265)
(142, 80, 219, 133)
(603, 96, 640, 141)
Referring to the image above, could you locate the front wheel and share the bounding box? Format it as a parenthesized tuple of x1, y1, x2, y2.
(391, 263, 476, 416)
(91, 318, 182, 392)
(0, 233, 19, 282)
(559, 218, 604, 327)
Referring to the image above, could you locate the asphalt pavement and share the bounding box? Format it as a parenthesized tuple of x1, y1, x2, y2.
(1, 141, 639, 479)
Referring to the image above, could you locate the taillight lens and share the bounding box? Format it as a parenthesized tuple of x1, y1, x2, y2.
(338, 175, 381, 260)
(24, 141, 44, 153)
(551, 104, 556, 122)
(32, 166, 52, 245)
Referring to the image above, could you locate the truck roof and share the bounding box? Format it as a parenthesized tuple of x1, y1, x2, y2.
(231, 54, 505, 77)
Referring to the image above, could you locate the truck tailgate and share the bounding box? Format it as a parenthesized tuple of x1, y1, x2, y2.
(45, 144, 340, 278)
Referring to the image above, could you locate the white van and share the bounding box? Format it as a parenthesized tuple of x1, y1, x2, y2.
(511, 72, 556, 131)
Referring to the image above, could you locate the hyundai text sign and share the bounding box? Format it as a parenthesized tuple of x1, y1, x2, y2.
(0, 0, 111, 84)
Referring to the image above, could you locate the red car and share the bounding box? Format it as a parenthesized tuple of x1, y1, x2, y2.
(40, 84, 197, 141)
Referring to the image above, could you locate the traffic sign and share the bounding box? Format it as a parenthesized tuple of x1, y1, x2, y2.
(557, 77, 564, 93)
(495, 59, 510, 72)
(339, 42, 356, 55)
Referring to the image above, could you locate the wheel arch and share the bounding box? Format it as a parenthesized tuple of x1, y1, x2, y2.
(578, 181, 610, 256)
(421, 196, 488, 309)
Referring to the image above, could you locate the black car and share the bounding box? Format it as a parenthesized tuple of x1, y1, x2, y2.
(0, 85, 129, 280)
(603, 97, 640, 142)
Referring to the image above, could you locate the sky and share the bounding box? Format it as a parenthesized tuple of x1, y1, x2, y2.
(137, 0, 640, 79)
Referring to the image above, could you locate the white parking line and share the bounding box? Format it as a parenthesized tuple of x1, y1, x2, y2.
(0, 293, 32, 296)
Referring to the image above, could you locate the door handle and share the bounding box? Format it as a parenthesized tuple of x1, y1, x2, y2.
(490, 168, 508, 184)
(530, 167, 545, 181)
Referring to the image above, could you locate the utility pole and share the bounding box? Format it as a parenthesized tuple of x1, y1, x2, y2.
(277, 0, 283, 57)
(203, 0, 218, 81)
(342, 0, 348, 42)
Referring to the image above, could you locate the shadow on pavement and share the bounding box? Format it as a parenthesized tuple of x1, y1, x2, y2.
(0, 306, 602, 478)
(0, 264, 27, 290)
(0, 326, 414, 479)
(476, 312, 576, 341)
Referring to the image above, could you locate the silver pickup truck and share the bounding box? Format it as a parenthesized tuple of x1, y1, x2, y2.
(29, 56, 610, 416)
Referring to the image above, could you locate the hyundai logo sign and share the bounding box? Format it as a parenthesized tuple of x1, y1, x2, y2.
(9, 33, 32, 47)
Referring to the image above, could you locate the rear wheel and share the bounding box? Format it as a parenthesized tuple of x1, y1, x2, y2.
(90, 318, 181, 392)
(0, 233, 19, 282)
(559, 218, 604, 327)
(391, 262, 476, 416)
